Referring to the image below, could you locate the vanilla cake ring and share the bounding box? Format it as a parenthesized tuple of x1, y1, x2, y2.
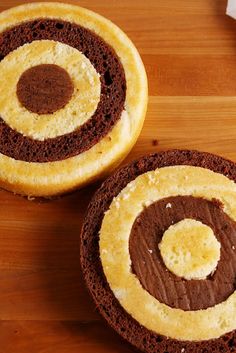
(81, 150, 236, 353)
(0, 2, 147, 196)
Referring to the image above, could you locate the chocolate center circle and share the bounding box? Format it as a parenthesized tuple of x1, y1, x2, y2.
(17, 64, 74, 114)
(129, 195, 236, 311)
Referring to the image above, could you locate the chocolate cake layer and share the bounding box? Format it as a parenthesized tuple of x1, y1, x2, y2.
(130, 195, 236, 311)
(0, 19, 126, 162)
(81, 150, 236, 353)
(17, 64, 74, 114)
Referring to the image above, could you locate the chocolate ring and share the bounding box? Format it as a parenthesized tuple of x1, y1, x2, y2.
(81, 150, 236, 353)
(0, 3, 147, 196)
(130, 195, 236, 311)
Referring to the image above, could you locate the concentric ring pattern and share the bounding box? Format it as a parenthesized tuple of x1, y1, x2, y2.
(81, 150, 236, 353)
(0, 2, 147, 196)
(100, 165, 236, 341)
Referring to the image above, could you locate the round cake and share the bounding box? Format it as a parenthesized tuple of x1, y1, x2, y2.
(81, 150, 236, 353)
(0, 2, 147, 196)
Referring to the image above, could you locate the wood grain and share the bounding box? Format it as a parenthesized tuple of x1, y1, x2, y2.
(1, 0, 236, 352)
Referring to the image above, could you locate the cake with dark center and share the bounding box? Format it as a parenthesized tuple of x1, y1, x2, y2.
(81, 150, 236, 353)
(0, 2, 147, 196)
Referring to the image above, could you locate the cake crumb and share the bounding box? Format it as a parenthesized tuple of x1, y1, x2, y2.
(166, 203, 172, 208)
(27, 195, 35, 201)
(181, 349, 185, 353)
(148, 174, 156, 185)
(127, 183, 136, 193)
(148, 249, 153, 254)
(115, 201, 120, 209)
(114, 288, 126, 300)
(123, 193, 130, 200)
(232, 245, 235, 250)
(152, 139, 158, 146)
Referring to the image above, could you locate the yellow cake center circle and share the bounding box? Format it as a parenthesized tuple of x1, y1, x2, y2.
(159, 218, 221, 280)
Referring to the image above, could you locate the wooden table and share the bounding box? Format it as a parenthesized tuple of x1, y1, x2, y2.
(0, 0, 236, 351)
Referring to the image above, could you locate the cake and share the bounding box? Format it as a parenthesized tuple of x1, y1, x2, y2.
(81, 150, 236, 353)
(0, 2, 147, 196)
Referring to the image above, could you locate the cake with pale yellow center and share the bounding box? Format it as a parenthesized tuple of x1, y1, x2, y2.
(0, 2, 147, 196)
(81, 150, 236, 353)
